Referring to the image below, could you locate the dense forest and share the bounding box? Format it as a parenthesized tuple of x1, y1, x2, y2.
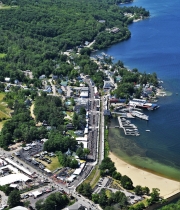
(0, 0, 149, 82)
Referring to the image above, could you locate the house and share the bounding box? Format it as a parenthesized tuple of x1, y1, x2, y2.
(84, 41, 89, 46)
(39, 75, 46, 80)
(115, 76, 122, 83)
(111, 27, 120, 34)
(9, 206, 28, 210)
(98, 20, 106, 23)
(61, 81, 68, 87)
(76, 76, 83, 81)
(66, 123, 74, 130)
(24, 99, 32, 107)
(14, 79, 19, 85)
(65, 148, 71, 156)
(4, 77, 10, 82)
(57, 88, 63, 94)
(52, 75, 58, 80)
(64, 204, 86, 210)
(103, 81, 114, 89)
(80, 91, 89, 98)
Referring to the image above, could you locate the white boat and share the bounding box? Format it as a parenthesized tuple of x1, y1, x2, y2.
(146, 130, 150, 132)
(131, 111, 149, 120)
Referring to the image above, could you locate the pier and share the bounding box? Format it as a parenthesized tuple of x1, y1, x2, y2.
(118, 117, 140, 136)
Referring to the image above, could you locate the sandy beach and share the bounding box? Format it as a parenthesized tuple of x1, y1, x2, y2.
(109, 152, 180, 198)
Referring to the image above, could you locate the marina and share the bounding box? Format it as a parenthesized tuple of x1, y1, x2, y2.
(118, 117, 140, 136)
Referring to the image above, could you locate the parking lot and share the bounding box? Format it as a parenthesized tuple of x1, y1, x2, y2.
(17, 142, 53, 176)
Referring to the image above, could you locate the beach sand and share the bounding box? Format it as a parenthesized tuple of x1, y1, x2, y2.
(109, 152, 180, 198)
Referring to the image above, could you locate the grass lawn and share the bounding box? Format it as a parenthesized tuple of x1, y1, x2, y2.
(105, 189, 112, 198)
(0, 53, 6, 58)
(66, 111, 74, 118)
(36, 156, 61, 172)
(67, 130, 76, 138)
(0, 92, 11, 130)
(82, 165, 101, 189)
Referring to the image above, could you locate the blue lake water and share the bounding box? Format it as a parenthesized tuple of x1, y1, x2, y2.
(94, 0, 180, 180)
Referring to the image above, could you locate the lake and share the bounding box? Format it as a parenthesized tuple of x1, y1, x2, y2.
(94, 0, 180, 181)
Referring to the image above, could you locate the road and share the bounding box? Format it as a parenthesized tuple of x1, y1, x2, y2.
(48, 79, 57, 96)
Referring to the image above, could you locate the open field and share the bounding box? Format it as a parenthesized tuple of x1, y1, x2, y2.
(36, 156, 61, 171)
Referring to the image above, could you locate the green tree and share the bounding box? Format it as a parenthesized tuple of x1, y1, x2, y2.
(134, 185, 143, 195)
(112, 171, 121, 181)
(8, 190, 21, 208)
(99, 157, 116, 176)
(142, 186, 150, 195)
(98, 189, 107, 207)
(92, 193, 99, 203)
(121, 175, 133, 190)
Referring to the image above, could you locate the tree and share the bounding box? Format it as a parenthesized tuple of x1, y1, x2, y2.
(76, 147, 84, 159)
(8, 190, 21, 208)
(70, 159, 79, 169)
(77, 183, 92, 199)
(92, 193, 99, 203)
(134, 185, 143, 195)
(98, 189, 107, 207)
(24, 200, 30, 208)
(83, 148, 90, 159)
(121, 175, 133, 190)
(150, 188, 160, 203)
(112, 171, 121, 181)
(142, 186, 150, 195)
(99, 157, 116, 176)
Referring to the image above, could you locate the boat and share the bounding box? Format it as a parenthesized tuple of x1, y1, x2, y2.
(131, 111, 149, 120)
(146, 130, 150, 132)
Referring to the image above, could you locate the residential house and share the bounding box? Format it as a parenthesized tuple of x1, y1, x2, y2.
(111, 27, 120, 34)
(98, 20, 106, 23)
(66, 123, 74, 130)
(4, 77, 10, 82)
(52, 75, 58, 80)
(115, 75, 122, 83)
(61, 81, 68, 87)
(39, 75, 46, 80)
(103, 81, 114, 89)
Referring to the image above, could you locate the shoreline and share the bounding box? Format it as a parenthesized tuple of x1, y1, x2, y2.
(109, 152, 180, 198)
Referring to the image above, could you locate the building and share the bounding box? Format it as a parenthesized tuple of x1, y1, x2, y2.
(61, 81, 68, 87)
(98, 20, 106, 23)
(39, 75, 46, 80)
(103, 81, 114, 89)
(80, 91, 89, 98)
(0, 173, 31, 186)
(66, 123, 74, 130)
(111, 27, 120, 33)
(81, 87, 89, 91)
(9, 206, 28, 210)
(4, 77, 10, 82)
(115, 75, 122, 83)
(52, 75, 58, 80)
